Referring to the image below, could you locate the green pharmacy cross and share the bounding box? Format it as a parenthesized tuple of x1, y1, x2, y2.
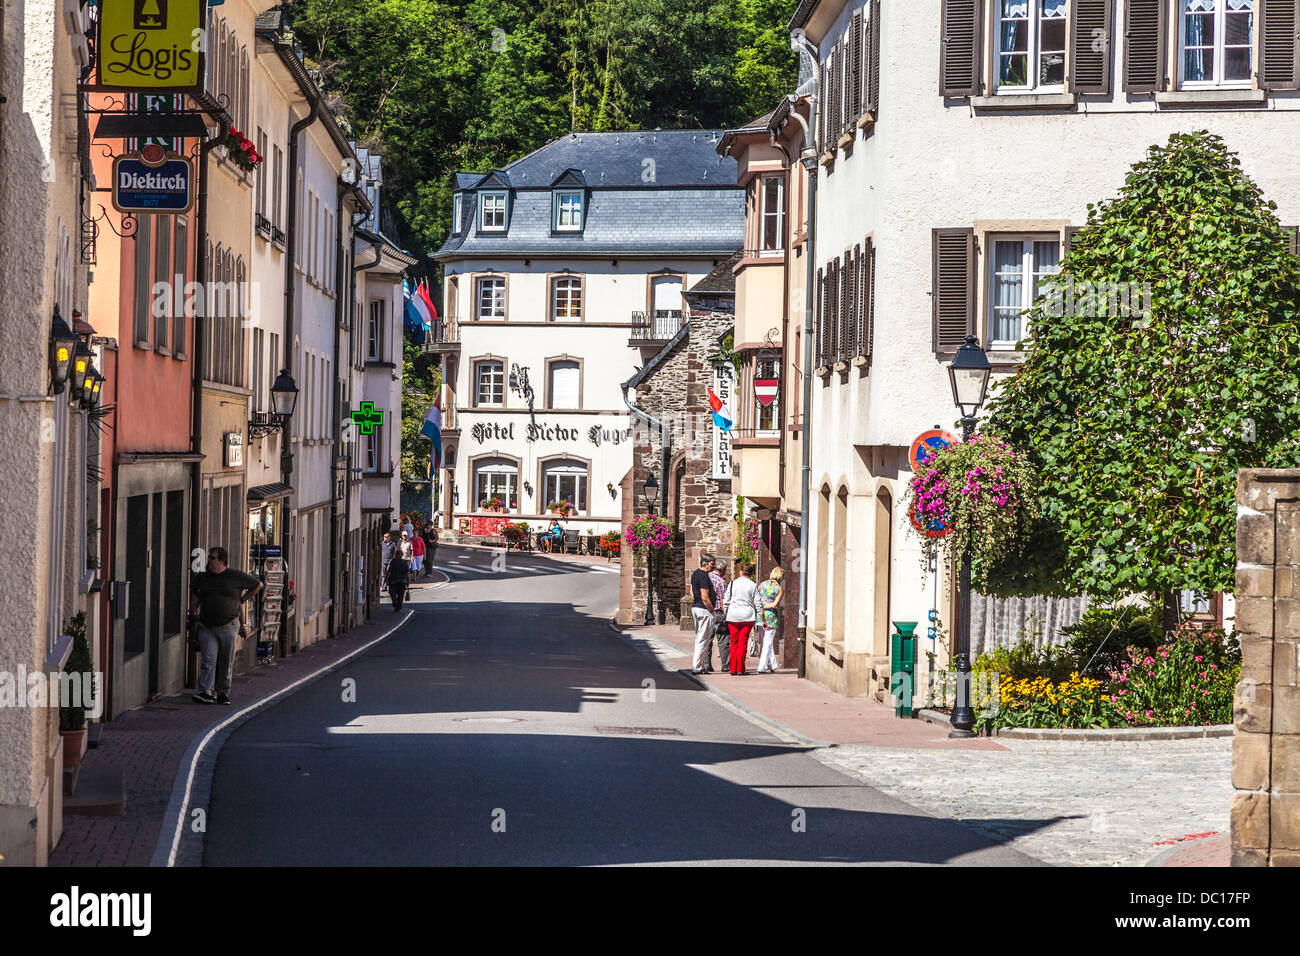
(350, 402, 384, 435)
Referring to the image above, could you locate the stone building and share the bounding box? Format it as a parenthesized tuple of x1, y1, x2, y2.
(618, 255, 740, 626)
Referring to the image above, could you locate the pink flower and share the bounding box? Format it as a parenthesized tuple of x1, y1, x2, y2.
(1201, 689, 1209, 696)
(1145, 710, 1153, 718)
(1209, 664, 1217, 670)
(1143, 656, 1155, 666)
(1159, 648, 1168, 659)
(1194, 655, 1203, 663)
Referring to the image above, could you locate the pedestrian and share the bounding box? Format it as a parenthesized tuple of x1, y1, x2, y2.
(411, 527, 426, 578)
(188, 546, 262, 705)
(689, 553, 716, 674)
(400, 530, 414, 563)
(388, 551, 410, 612)
(402, 514, 415, 538)
(709, 558, 729, 672)
(422, 525, 438, 572)
(721, 560, 759, 676)
(381, 530, 397, 591)
(756, 566, 784, 673)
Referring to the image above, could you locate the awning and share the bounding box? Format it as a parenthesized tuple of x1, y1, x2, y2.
(94, 113, 210, 140)
(247, 482, 293, 503)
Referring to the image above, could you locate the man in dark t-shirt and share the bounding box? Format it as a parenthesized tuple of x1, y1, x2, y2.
(689, 553, 716, 674)
(189, 546, 262, 705)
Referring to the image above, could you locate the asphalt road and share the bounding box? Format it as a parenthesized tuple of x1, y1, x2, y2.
(203, 544, 1043, 866)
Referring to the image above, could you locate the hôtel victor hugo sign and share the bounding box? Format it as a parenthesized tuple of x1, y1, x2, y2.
(470, 420, 633, 447)
(97, 0, 206, 93)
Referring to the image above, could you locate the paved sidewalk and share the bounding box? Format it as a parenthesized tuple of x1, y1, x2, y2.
(620, 621, 1232, 867)
(51, 611, 415, 867)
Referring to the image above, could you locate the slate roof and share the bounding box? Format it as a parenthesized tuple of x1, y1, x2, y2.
(434, 130, 743, 260)
(687, 250, 742, 295)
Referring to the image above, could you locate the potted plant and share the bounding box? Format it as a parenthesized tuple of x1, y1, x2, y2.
(599, 531, 621, 557)
(480, 496, 505, 513)
(59, 611, 93, 768)
(547, 499, 574, 516)
(501, 521, 530, 548)
(219, 125, 263, 173)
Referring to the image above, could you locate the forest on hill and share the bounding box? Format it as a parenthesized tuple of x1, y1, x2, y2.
(289, 0, 798, 263)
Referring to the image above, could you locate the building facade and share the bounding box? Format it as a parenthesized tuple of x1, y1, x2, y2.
(430, 131, 744, 543)
(790, 0, 1300, 700)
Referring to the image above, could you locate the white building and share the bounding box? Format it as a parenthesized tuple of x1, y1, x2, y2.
(430, 131, 744, 541)
(793, 0, 1300, 699)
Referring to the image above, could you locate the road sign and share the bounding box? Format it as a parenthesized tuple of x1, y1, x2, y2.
(908, 429, 958, 473)
(112, 149, 194, 213)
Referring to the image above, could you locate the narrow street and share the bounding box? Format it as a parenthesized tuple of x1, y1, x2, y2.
(201, 546, 1041, 866)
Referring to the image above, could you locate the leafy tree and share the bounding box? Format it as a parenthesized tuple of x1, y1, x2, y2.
(986, 131, 1300, 606)
(400, 337, 441, 480)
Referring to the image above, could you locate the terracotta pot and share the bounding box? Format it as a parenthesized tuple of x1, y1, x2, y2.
(60, 727, 87, 768)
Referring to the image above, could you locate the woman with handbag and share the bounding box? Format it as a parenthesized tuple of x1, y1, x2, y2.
(708, 559, 728, 672)
(721, 560, 759, 676)
(756, 567, 784, 673)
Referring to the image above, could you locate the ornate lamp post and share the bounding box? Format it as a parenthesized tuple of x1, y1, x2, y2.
(642, 473, 659, 626)
(946, 334, 992, 738)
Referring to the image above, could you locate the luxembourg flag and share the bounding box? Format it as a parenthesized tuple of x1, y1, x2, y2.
(707, 386, 733, 433)
(408, 280, 435, 331)
(420, 395, 443, 478)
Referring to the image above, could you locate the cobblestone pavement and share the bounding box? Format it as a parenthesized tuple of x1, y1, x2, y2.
(812, 737, 1231, 867)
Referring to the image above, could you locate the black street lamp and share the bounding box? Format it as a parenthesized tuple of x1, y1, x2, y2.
(48, 311, 79, 394)
(946, 334, 992, 738)
(80, 364, 99, 410)
(270, 368, 300, 420)
(642, 473, 659, 626)
(70, 342, 92, 400)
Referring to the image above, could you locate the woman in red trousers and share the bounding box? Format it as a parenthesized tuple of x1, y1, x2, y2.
(722, 560, 759, 675)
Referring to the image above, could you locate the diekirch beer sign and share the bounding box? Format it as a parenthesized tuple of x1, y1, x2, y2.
(112, 144, 194, 213)
(97, 0, 206, 93)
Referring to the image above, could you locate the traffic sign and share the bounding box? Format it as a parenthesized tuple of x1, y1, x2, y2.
(909, 429, 958, 473)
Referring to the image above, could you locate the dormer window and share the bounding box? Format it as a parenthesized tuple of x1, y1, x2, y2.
(480, 191, 508, 231)
(451, 193, 463, 234)
(554, 190, 583, 232)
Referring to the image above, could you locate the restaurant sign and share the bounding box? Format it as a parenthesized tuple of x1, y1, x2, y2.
(112, 146, 194, 213)
(97, 0, 206, 92)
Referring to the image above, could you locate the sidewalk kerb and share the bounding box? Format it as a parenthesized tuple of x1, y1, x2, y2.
(606, 619, 827, 749)
(151, 608, 415, 867)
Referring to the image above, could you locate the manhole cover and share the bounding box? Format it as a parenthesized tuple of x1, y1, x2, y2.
(594, 726, 685, 737)
(452, 716, 523, 723)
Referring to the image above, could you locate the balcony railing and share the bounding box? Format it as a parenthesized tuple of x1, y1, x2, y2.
(630, 310, 686, 342)
(422, 322, 461, 351)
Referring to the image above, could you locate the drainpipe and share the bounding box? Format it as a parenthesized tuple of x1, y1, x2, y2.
(770, 130, 793, 503)
(789, 32, 820, 680)
(328, 178, 346, 638)
(280, 99, 319, 651)
(621, 381, 670, 621)
(188, 133, 224, 686)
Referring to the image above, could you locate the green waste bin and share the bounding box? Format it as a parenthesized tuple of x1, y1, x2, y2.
(890, 621, 918, 718)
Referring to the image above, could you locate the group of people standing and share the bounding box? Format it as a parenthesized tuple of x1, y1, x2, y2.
(381, 513, 439, 612)
(689, 553, 784, 676)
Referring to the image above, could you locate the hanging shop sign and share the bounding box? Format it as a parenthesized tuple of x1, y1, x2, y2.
(224, 431, 243, 467)
(112, 145, 194, 213)
(96, 0, 206, 92)
(712, 361, 734, 480)
(754, 377, 779, 407)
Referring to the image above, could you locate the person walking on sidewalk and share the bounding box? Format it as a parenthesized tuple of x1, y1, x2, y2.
(410, 528, 426, 578)
(756, 566, 785, 673)
(422, 525, 438, 572)
(388, 551, 410, 612)
(189, 547, 262, 705)
(381, 530, 397, 592)
(689, 553, 716, 674)
(709, 559, 729, 672)
(400, 530, 414, 564)
(722, 561, 759, 676)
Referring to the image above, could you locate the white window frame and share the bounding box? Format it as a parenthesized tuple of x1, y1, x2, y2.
(1179, 0, 1256, 90)
(554, 190, 583, 231)
(548, 360, 581, 409)
(476, 276, 506, 320)
(551, 277, 582, 321)
(994, 0, 1068, 94)
(986, 234, 1061, 349)
(480, 190, 507, 231)
(367, 300, 383, 361)
(475, 360, 505, 407)
(543, 461, 589, 515)
(451, 193, 463, 234)
(759, 176, 785, 255)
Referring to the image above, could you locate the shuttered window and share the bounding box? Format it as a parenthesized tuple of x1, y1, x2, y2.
(1285, 226, 1300, 256)
(828, 258, 840, 364)
(941, 0, 983, 96)
(816, 267, 827, 368)
(851, 10, 863, 120)
(1070, 0, 1113, 93)
(154, 214, 171, 350)
(818, 61, 828, 153)
(867, 0, 882, 114)
(1124, 0, 1167, 91)
(847, 245, 860, 359)
(838, 253, 850, 363)
(860, 237, 875, 359)
(134, 214, 152, 345)
(1180, 0, 1257, 88)
(1261, 0, 1300, 89)
(173, 217, 187, 358)
(933, 228, 977, 352)
(549, 361, 580, 409)
(995, 0, 1067, 91)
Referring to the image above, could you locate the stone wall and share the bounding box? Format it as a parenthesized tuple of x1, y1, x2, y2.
(1233, 469, 1300, 866)
(619, 308, 735, 626)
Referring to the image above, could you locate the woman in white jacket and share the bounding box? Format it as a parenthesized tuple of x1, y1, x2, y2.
(722, 560, 760, 675)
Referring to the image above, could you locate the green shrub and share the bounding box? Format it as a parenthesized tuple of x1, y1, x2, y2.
(973, 641, 1076, 685)
(1061, 603, 1161, 678)
(1108, 625, 1240, 726)
(59, 611, 92, 732)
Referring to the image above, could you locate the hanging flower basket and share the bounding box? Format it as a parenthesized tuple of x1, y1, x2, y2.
(904, 432, 1039, 589)
(624, 514, 674, 552)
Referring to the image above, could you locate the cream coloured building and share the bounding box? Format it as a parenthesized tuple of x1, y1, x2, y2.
(430, 131, 744, 540)
(791, 0, 1300, 700)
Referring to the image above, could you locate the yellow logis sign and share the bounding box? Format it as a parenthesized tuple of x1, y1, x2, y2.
(98, 0, 205, 91)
